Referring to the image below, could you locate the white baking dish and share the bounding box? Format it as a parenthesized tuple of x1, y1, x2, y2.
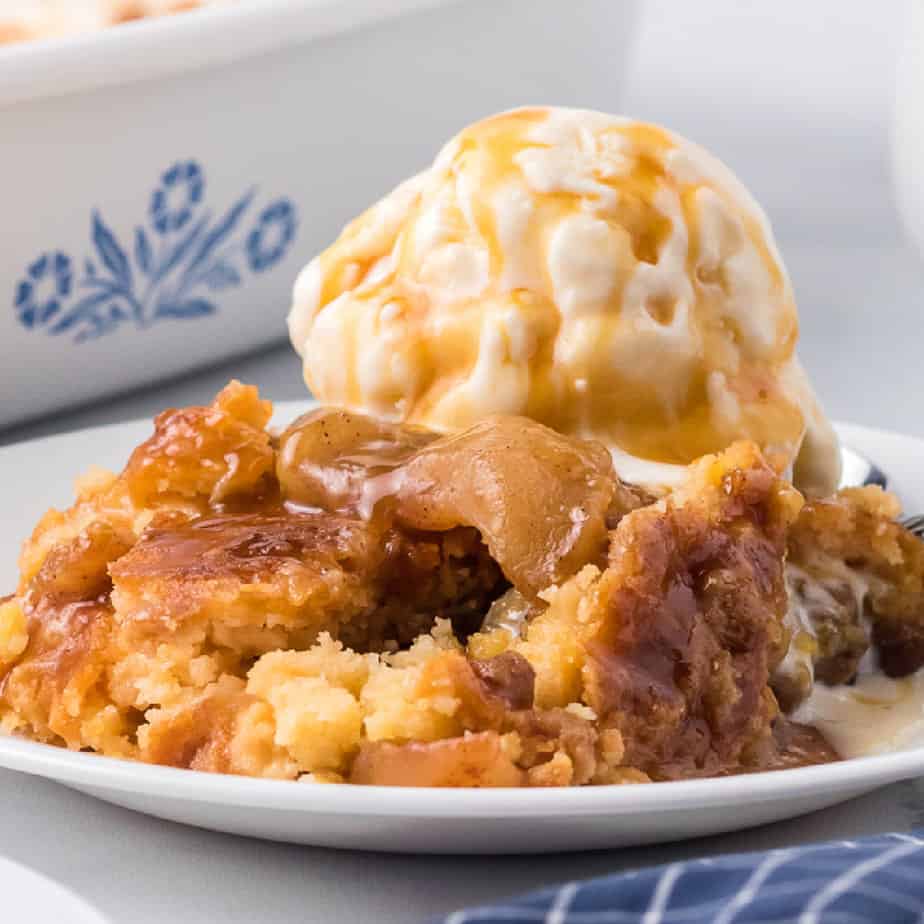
(0, 0, 637, 429)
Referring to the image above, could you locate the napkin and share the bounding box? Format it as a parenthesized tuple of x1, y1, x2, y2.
(437, 830, 924, 923)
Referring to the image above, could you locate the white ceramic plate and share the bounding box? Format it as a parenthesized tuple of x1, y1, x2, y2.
(0, 856, 107, 923)
(1, 408, 923, 854)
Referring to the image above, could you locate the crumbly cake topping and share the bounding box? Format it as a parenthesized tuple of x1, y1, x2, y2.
(3, 382, 920, 785)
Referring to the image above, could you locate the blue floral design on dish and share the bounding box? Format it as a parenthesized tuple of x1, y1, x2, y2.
(14, 252, 73, 329)
(12, 160, 298, 343)
(150, 160, 204, 234)
(247, 200, 298, 272)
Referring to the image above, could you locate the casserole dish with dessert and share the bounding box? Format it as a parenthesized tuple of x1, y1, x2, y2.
(0, 0, 637, 428)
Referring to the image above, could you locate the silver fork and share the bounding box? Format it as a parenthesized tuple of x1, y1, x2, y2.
(840, 446, 888, 490)
(901, 514, 924, 539)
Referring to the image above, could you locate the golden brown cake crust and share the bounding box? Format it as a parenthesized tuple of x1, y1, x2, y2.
(0, 383, 503, 764)
(584, 446, 799, 779)
(789, 487, 924, 679)
(2, 381, 922, 786)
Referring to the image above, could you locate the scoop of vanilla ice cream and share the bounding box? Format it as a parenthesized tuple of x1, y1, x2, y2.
(288, 107, 840, 494)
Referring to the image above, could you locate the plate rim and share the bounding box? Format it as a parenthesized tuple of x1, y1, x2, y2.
(0, 732, 921, 817)
(2, 414, 924, 819)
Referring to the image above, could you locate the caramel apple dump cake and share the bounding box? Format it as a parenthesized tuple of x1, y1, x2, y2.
(3, 107, 923, 785)
(0, 1, 237, 45)
(2, 382, 923, 785)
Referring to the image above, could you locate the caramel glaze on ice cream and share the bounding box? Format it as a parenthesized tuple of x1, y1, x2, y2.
(289, 107, 840, 495)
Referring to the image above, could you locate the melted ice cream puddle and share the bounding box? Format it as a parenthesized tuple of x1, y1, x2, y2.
(794, 672, 924, 758)
(607, 446, 687, 489)
(785, 564, 924, 759)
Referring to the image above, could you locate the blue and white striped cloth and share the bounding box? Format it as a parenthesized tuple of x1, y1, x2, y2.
(439, 831, 924, 923)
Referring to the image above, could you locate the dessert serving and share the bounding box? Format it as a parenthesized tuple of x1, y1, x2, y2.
(2, 107, 923, 787)
(0, 0, 236, 44)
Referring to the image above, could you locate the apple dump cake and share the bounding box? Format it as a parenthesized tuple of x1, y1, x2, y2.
(2, 382, 923, 785)
(0, 0, 237, 45)
(3, 107, 924, 786)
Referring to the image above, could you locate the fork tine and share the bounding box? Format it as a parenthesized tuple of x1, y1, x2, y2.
(901, 514, 924, 537)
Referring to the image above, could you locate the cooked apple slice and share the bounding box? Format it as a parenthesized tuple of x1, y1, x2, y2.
(279, 410, 616, 596)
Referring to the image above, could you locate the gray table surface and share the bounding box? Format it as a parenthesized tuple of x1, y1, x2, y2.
(1, 239, 923, 924)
